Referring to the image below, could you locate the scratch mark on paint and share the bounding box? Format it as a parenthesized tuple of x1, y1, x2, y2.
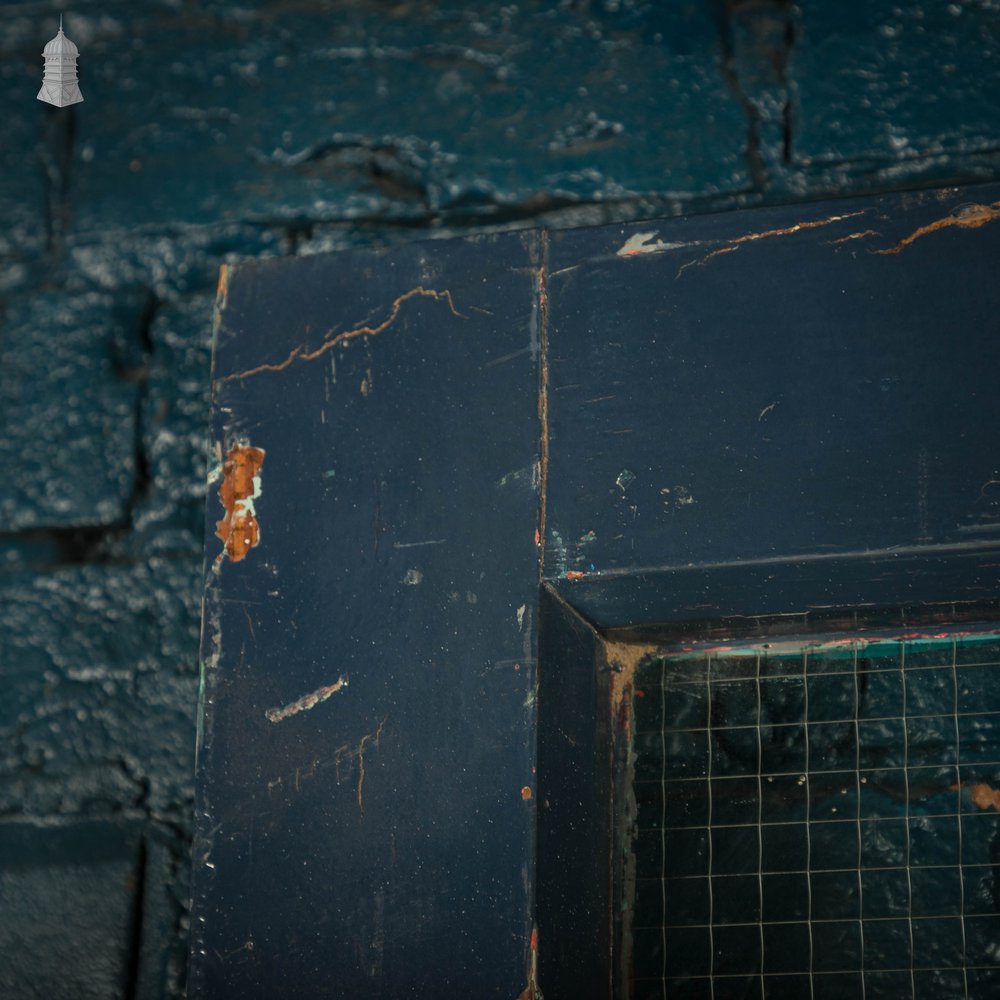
(219, 287, 464, 384)
(758, 401, 778, 421)
(358, 719, 385, 816)
(215, 444, 265, 564)
(677, 210, 868, 277)
(978, 475, 1000, 501)
(517, 604, 526, 631)
(536, 231, 550, 576)
(360, 367, 373, 397)
(872, 201, 1000, 255)
(217, 938, 254, 964)
(335, 717, 386, 818)
(484, 345, 532, 369)
(212, 265, 231, 346)
(265, 676, 348, 723)
(550, 263, 581, 278)
(392, 538, 446, 549)
(243, 606, 255, 641)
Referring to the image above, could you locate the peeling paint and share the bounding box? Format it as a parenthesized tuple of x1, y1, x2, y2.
(615, 469, 636, 492)
(549, 528, 568, 576)
(264, 675, 348, 723)
(616, 231, 689, 256)
(211, 264, 231, 348)
(515, 927, 540, 1000)
(215, 444, 265, 563)
(218, 286, 463, 385)
(401, 568, 423, 586)
(832, 229, 879, 245)
(661, 485, 695, 508)
(216, 264, 230, 311)
(872, 200, 1000, 255)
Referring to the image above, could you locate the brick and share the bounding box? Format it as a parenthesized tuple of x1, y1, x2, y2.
(0, 818, 142, 1000)
(0, 559, 201, 818)
(132, 292, 215, 551)
(0, 54, 48, 260)
(65, 2, 748, 236)
(0, 288, 143, 531)
(792, 0, 1000, 166)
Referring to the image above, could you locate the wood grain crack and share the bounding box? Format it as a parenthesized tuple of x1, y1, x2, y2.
(677, 210, 867, 277)
(871, 201, 1000, 255)
(219, 287, 463, 385)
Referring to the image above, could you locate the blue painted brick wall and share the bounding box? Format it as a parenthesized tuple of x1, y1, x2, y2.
(1, 1, 999, 996)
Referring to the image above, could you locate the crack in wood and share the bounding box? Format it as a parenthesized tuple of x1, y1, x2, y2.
(677, 210, 868, 276)
(218, 286, 463, 385)
(871, 200, 1000, 255)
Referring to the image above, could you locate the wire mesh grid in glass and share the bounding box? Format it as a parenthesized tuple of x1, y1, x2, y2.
(629, 632, 1000, 1000)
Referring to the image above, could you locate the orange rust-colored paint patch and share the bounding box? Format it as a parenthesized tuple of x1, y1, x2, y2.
(216, 444, 265, 562)
(953, 781, 1000, 812)
(564, 570, 586, 581)
(521, 786, 533, 801)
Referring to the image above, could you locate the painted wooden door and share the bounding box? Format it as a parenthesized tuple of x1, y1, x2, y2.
(190, 183, 1000, 999)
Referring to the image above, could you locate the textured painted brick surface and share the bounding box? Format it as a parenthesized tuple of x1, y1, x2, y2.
(0, 825, 139, 1000)
(0, 59, 47, 261)
(64, 2, 748, 236)
(0, 288, 143, 531)
(793, 0, 1000, 166)
(0, 560, 200, 816)
(1, 0, 1000, 996)
(135, 293, 216, 550)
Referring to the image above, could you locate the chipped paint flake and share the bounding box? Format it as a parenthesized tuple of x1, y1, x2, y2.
(215, 444, 265, 563)
(872, 200, 1000, 255)
(832, 229, 879, 245)
(616, 469, 636, 492)
(616, 231, 690, 257)
(265, 676, 349, 723)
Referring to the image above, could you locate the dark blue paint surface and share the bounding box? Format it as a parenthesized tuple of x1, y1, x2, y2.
(191, 233, 541, 998)
(544, 184, 1000, 604)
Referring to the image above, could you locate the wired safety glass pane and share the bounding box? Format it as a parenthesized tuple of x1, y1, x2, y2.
(630, 632, 1000, 1000)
